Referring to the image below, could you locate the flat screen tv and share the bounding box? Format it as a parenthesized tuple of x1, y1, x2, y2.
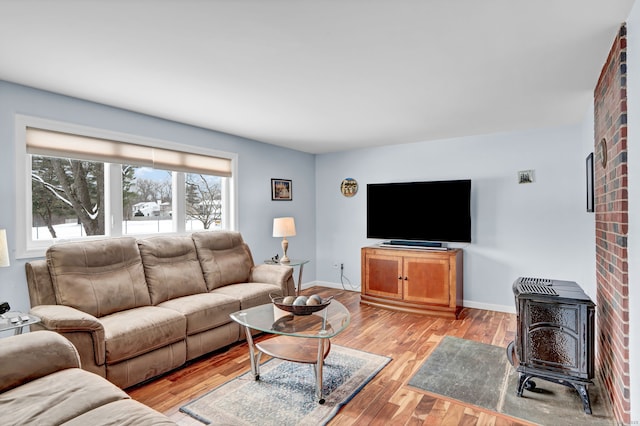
(367, 179, 471, 243)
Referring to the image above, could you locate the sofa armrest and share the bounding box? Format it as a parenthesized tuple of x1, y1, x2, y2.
(29, 305, 106, 365)
(250, 264, 295, 296)
(0, 330, 80, 393)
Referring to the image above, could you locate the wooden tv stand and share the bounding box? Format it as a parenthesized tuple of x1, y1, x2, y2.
(360, 245, 463, 319)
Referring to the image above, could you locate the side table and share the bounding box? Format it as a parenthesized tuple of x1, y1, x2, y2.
(0, 312, 41, 335)
(264, 258, 310, 296)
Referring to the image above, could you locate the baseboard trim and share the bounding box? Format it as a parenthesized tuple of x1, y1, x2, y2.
(462, 300, 515, 314)
(302, 280, 360, 292)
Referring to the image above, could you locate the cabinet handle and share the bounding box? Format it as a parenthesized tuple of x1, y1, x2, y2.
(398, 276, 402, 280)
(404, 276, 408, 280)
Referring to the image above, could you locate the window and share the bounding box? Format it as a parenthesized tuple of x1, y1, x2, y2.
(16, 116, 237, 258)
(122, 165, 173, 236)
(31, 155, 106, 240)
(185, 173, 223, 231)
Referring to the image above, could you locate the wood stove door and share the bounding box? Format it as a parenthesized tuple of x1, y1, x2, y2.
(519, 299, 593, 380)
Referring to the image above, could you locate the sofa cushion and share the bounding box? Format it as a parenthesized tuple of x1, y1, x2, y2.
(137, 235, 208, 305)
(61, 399, 176, 426)
(212, 282, 283, 309)
(0, 330, 80, 394)
(192, 231, 254, 290)
(25, 259, 57, 306)
(47, 237, 150, 317)
(0, 368, 129, 426)
(100, 306, 186, 364)
(158, 292, 240, 335)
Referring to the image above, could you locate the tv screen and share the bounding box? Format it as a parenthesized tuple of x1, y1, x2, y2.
(367, 179, 471, 243)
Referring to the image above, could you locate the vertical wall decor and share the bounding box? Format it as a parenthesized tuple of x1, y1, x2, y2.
(586, 153, 594, 213)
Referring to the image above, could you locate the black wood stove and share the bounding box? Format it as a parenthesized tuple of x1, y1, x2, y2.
(507, 277, 595, 414)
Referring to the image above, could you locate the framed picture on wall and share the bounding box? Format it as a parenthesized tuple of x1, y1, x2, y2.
(271, 179, 292, 201)
(586, 153, 594, 213)
(517, 170, 535, 184)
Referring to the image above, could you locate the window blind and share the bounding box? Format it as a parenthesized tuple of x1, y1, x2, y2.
(26, 127, 232, 177)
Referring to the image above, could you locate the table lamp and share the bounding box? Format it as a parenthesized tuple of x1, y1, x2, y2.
(273, 217, 296, 263)
(0, 229, 9, 268)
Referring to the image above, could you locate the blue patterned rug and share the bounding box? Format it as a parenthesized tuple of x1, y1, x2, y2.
(180, 344, 391, 425)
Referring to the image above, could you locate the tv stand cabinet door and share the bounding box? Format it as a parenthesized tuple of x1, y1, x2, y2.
(402, 256, 449, 305)
(363, 252, 403, 299)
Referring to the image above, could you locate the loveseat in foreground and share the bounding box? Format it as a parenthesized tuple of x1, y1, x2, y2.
(25, 231, 295, 389)
(0, 330, 175, 426)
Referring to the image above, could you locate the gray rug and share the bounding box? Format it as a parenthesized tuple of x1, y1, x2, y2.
(408, 336, 614, 426)
(180, 345, 391, 425)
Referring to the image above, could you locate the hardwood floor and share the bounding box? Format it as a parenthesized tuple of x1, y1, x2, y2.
(127, 286, 528, 425)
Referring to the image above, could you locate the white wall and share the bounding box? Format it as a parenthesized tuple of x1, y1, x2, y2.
(626, 1, 640, 420)
(0, 81, 316, 314)
(0, 81, 598, 315)
(315, 123, 595, 312)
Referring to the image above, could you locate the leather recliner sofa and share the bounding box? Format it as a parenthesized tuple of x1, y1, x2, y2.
(0, 330, 176, 425)
(25, 231, 295, 389)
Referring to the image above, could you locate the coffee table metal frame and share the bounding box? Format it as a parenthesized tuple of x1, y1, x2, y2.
(230, 300, 350, 404)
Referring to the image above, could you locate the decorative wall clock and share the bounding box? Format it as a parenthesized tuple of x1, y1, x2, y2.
(598, 138, 608, 168)
(340, 178, 358, 197)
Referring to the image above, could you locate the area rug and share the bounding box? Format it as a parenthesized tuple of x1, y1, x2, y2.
(180, 345, 391, 425)
(407, 336, 614, 426)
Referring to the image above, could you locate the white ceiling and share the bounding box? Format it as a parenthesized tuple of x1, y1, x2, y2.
(0, 1, 636, 154)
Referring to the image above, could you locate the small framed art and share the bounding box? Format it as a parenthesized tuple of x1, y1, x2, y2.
(518, 170, 535, 184)
(271, 179, 292, 201)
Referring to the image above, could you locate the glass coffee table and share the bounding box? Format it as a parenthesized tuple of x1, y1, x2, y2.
(230, 300, 350, 404)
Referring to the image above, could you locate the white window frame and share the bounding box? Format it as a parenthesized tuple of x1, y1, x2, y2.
(15, 114, 238, 259)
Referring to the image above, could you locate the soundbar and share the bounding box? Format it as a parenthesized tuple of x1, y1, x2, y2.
(380, 240, 448, 251)
(385, 240, 443, 247)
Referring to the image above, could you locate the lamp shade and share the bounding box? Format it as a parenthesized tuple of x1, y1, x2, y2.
(273, 217, 296, 237)
(0, 229, 9, 267)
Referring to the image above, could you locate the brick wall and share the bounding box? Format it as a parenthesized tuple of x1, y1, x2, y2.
(593, 24, 630, 424)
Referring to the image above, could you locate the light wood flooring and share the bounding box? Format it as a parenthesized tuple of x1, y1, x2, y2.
(127, 286, 529, 425)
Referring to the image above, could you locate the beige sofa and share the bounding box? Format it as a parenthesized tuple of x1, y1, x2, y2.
(0, 330, 175, 426)
(25, 231, 295, 389)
